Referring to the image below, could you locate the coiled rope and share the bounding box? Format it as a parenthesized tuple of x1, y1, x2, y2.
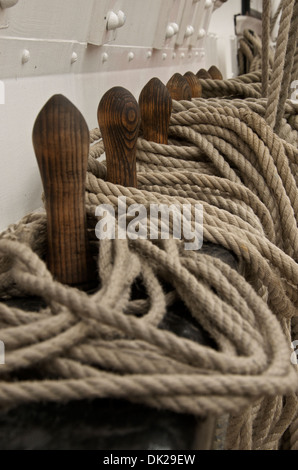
(0, 0, 297, 451)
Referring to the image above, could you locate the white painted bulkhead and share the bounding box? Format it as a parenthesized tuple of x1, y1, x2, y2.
(0, 0, 241, 231)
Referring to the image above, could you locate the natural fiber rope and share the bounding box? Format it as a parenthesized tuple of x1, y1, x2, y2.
(270, 0, 283, 34)
(265, 0, 295, 128)
(274, 0, 298, 133)
(0, 93, 297, 449)
(0, 3, 298, 452)
(262, 0, 271, 97)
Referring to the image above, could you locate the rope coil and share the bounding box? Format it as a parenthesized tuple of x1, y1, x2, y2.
(0, 0, 297, 450)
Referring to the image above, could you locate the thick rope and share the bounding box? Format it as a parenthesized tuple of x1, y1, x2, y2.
(265, 0, 295, 128)
(262, 0, 271, 97)
(0, 95, 297, 449)
(0, 3, 297, 451)
(274, 0, 298, 134)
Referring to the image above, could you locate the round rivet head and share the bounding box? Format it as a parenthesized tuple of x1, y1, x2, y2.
(165, 24, 175, 39)
(128, 52, 134, 61)
(71, 52, 78, 64)
(147, 50, 152, 59)
(21, 49, 30, 64)
(170, 22, 179, 34)
(162, 53, 167, 60)
(185, 25, 194, 38)
(181, 52, 185, 59)
(106, 11, 119, 30)
(198, 28, 206, 39)
(102, 52, 109, 63)
(205, 0, 213, 8)
(117, 10, 126, 27)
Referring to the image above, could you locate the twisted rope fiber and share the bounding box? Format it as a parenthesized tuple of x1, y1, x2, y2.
(274, 0, 298, 133)
(0, 93, 297, 449)
(1, 15, 298, 445)
(262, 0, 271, 97)
(271, 0, 283, 34)
(265, 0, 296, 128)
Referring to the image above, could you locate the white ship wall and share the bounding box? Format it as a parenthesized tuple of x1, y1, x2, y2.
(0, 0, 240, 231)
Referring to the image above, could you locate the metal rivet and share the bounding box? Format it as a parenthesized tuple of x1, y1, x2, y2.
(21, 49, 30, 64)
(117, 10, 126, 27)
(165, 24, 175, 39)
(181, 52, 185, 59)
(198, 28, 206, 39)
(185, 25, 194, 38)
(162, 53, 167, 60)
(71, 52, 78, 64)
(170, 22, 179, 34)
(205, 0, 213, 8)
(102, 52, 109, 63)
(106, 11, 119, 30)
(195, 51, 199, 57)
(128, 52, 134, 61)
(147, 50, 152, 59)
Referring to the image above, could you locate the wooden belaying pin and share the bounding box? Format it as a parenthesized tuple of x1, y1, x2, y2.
(166, 73, 192, 101)
(97, 87, 140, 188)
(196, 68, 212, 79)
(208, 65, 223, 80)
(183, 71, 202, 98)
(32, 94, 94, 287)
(138, 77, 172, 144)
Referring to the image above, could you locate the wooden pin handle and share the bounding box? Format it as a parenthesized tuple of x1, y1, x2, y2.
(196, 68, 212, 79)
(184, 72, 202, 98)
(166, 73, 192, 101)
(32, 94, 93, 287)
(98, 87, 140, 188)
(139, 77, 172, 144)
(208, 65, 223, 80)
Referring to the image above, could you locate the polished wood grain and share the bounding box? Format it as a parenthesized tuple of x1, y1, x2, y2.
(208, 65, 223, 80)
(196, 68, 212, 79)
(32, 94, 92, 287)
(166, 73, 192, 101)
(139, 77, 172, 144)
(98, 87, 140, 188)
(183, 72, 202, 98)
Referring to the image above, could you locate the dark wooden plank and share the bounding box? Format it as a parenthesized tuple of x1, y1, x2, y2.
(98, 86, 140, 188)
(184, 71, 202, 98)
(166, 73, 192, 101)
(32, 94, 93, 287)
(196, 68, 212, 79)
(139, 77, 172, 144)
(208, 65, 223, 80)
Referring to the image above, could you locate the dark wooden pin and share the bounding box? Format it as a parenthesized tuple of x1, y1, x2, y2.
(98, 87, 140, 188)
(208, 65, 223, 80)
(32, 94, 93, 287)
(166, 73, 192, 101)
(183, 72, 202, 98)
(196, 68, 212, 79)
(138, 77, 172, 144)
